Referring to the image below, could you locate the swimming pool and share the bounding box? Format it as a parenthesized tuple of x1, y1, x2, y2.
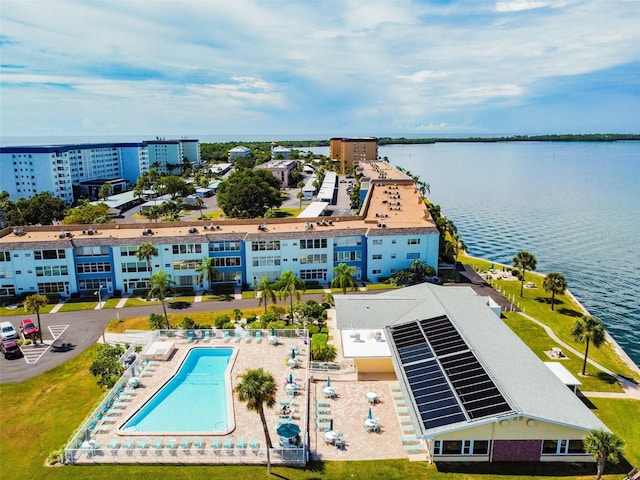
(120, 347, 236, 435)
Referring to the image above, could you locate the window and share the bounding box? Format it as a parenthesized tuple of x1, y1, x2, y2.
(79, 278, 110, 291)
(121, 262, 149, 273)
(213, 256, 241, 267)
(372, 254, 382, 260)
(0, 252, 10, 262)
(300, 254, 327, 265)
(406, 252, 420, 260)
(391, 254, 396, 259)
(434, 440, 490, 456)
(35, 265, 69, 277)
(300, 238, 327, 249)
(75, 246, 109, 256)
(407, 238, 420, 245)
(372, 239, 383, 245)
(77, 262, 111, 274)
(299, 269, 327, 281)
(251, 240, 281, 251)
(209, 241, 241, 252)
(334, 236, 362, 247)
(173, 259, 202, 270)
(252, 256, 281, 267)
(372, 269, 382, 275)
(34, 249, 67, 260)
(120, 246, 139, 256)
(172, 244, 202, 255)
(542, 439, 585, 455)
(333, 251, 362, 262)
(37, 281, 69, 294)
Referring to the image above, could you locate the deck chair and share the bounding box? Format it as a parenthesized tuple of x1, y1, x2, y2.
(136, 438, 149, 454)
(405, 442, 424, 452)
(223, 438, 234, 454)
(234, 331, 242, 343)
(335, 432, 345, 450)
(106, 438, 120, 450)
(249, 438, 260, 454)
(194, 438, 204, 453)
(390, 383, 401, 392)
(244, 331, 252, 343)
(203, 330, 210, 342)
(165, 438, 177, 455)
(255, 331, 263, 343)
(315, 420, 331, 431)
(187, 331, 194, 342)
(223, 331, 231, 343)
(210, 439, 221, 454)
(180, 437, 191, 450)
(315, 404, 330, 413)
(314, 398, 330, 407)
(235, 438, 247, 454)
(315, 413, 331, 421)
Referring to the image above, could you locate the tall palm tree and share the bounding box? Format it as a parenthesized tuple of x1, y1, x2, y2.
(195, 257, 218, 292)
(136, 242, 158, 273)
(276, 270, 305, 323)
(543, 272, 567, 310)
(235, 368, 277, 474)
(147, 269, 175, 330)
(331, 263, 357, 294)
(24, 293, 48, 344)
(256, 276, 277, 314)
(194, 197, 205, 219)
(571, 315, 606, 375)
(512, 251, 537, 297)
(583, 429, 624, 480)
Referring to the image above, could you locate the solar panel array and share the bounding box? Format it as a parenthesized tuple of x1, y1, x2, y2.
(389, 316, 513, 430)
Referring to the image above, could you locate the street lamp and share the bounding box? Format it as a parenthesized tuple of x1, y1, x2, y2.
(94, 285, 106, 343)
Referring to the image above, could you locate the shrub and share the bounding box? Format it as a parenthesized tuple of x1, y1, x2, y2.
(222, 321, 235, 330)
(261, 312, 279, 324)
(181, 316, 199, 329)
(306, 324, 320, 335)
(246, 313, 257, 323)
(247, 320, 263, 329)
(265, 320, 287, 330)
(148, 313, 166, 330)
(89, 343, 125, 388)
(214, 314, 231, 329)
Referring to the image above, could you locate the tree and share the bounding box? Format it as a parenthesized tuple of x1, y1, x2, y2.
(311, 343, 337, 362)
(62, 201, 111, 224)
(194, 197, 205, 219)
(89, 343, 125, 388)
(195, 257, 218, 291)
(321, 292, 335, 308)
(98, 183, 111, 200)
(136, 242, 158, 273)
(235, 368, 277, 474)
(216, 169, 282, 218)
(158, 175, 195, 199)
(275, 270, 305, 323)
(296, 190, 304, 209)
(331, 263, 357, 295)
(543, 272, 567, 310)
(233, 308, 243, 322)
(147, 269, 175, 330)
(512, 251, 537, 297)
(256, 276, 277, 314)
(4, 192, 66, 226)
(583, 429, 624, 480)
(572, 315, 606, 376)
(24, 294, 48, 344)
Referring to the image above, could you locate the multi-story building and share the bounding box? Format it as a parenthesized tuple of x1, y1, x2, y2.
(0, 143, 150, 204)
(330, 137, 378, 174)
(1, 139, 201, 203)
(0, 161, 438, 297)
(254, 160, 298, 188)
(228, 146, 251, 160)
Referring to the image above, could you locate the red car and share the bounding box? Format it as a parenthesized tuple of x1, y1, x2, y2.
(19, 319, 38, 338)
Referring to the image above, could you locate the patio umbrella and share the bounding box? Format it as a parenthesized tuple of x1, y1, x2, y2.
(326, 376, 331, 388)
(288, 373, 293, 384)
(367, 407, 373, 420)
(271, 327, 276, 336)
(329, 418, 334, 432)
(276, 423, 300, 439)
(291, 349, 296, 359)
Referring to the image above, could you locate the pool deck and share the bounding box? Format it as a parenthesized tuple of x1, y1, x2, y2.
(73, 333, 425, 465)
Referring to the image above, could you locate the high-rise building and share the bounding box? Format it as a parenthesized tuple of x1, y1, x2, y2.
(329, 137, 378, 174)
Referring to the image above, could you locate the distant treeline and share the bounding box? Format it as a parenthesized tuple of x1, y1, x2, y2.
(201, 134, 639, 155)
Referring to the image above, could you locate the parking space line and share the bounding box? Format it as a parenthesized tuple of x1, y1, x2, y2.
(19, 324, 69, 364)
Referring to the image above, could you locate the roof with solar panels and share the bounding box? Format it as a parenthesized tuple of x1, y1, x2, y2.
(334, 283, 607, 437)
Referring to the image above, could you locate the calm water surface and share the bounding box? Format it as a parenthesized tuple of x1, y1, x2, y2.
(312, 142, 640, 367)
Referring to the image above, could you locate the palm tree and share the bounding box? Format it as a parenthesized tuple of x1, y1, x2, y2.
(583, 429, 624, 480)
(543, 272, 567, 310)
(571, 315, 606, 375)
(321, 292, 335, 308)
(235, 368, 277, 474)
(331, 263, 357, 294)
(275, 270, 305, 323)
(194, 197, 205, 219)
(195, 257, 218, 292)
(296, 190, 304, 209)
(136, 242, 158, 273)
(512, 251, 537, 297)
(256, 276, 277, 314)
(233, 308, 243, 322)
(147, 269, 175, 330)
(408, 259, 428, 283)
(24, 294, 48, 344)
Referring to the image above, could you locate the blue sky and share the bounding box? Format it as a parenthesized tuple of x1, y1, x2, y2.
(1, 0, 639, 138)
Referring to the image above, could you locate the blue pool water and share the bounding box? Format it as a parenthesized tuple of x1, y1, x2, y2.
(121, 347, 234, 434)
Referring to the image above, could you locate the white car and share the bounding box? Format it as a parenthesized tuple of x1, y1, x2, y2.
(0, 321, 19, 341)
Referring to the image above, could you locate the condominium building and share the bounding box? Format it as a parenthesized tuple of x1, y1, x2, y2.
(1, 139, 200, 203)
(329, 137, 378, 174)
(0, 143, 150, 204)
(0, 161, 438, 297)
(254, 160, 298, 188)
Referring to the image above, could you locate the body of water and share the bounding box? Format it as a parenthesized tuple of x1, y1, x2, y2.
(310, 142, 640, 367)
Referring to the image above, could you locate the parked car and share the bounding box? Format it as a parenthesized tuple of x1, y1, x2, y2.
(0, 321, 18, 341)
(1, 340, 22, 359)
(19, 319, 38, 338)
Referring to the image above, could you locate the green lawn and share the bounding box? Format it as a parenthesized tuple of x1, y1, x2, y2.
(461, 254, 639, 383)
(57, 300, 99, 312)
(503, 312, 623, 392)
(0, 303, 56, 317)
(1, 347, 638, 480)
